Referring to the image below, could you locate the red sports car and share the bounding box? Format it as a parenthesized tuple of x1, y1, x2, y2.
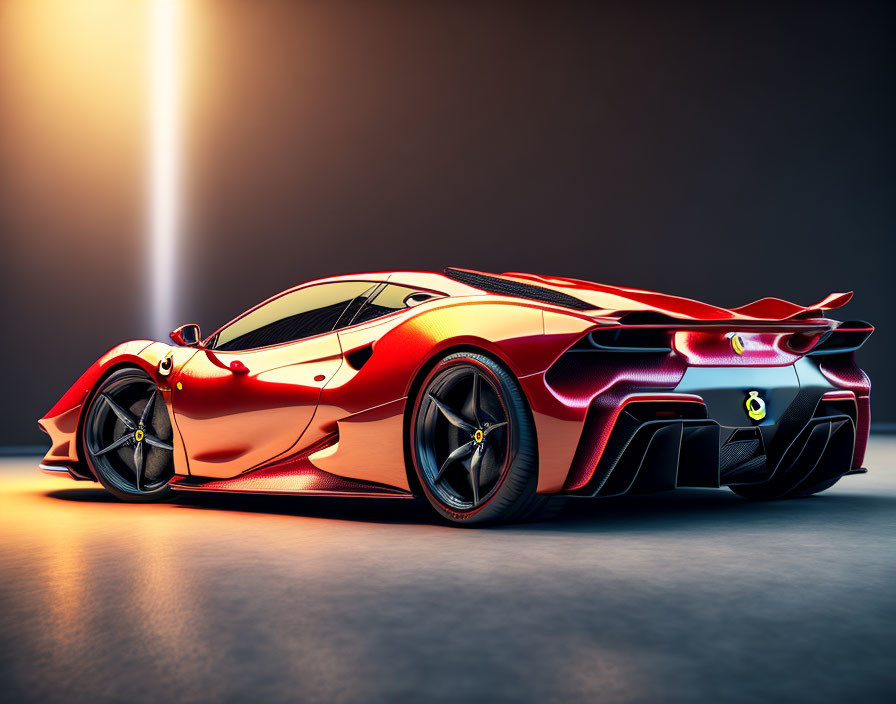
(38, 268, 873, 524)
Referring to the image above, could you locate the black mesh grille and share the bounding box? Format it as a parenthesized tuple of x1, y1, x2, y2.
(719, 439, 762, 472)
(444, 268, 594, 310)
(765, 386, 825, 468)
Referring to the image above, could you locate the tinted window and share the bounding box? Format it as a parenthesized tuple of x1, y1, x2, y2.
(333, 284, 379, 328)
(349, 284, 433, 326)
(214, 281, 374, 351)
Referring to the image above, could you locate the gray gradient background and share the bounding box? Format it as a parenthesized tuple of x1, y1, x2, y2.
(1, 0, 893, 446)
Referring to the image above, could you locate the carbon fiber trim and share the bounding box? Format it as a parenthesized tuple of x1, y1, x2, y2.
(444, 268, 595, 310)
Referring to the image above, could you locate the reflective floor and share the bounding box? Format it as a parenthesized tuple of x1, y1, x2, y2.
(2, 440, 895, 703)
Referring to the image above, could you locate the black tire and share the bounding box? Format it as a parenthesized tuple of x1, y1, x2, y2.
(82, 368, 175, 502)
(410, 352, 559, 525)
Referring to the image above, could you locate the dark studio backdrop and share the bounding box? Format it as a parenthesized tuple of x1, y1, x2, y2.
(1, 0, 893, 447)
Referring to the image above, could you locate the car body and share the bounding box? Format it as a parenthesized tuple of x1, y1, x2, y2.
(38, 267, 873, 523)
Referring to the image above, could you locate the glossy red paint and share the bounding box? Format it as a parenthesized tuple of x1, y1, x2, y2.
(818, 355, 872, 468)
(821, 390, 857, 402)
(673, 331, 801, 367)
(38, 268, 873, 498)
(171, 334, 344, 478)
(169, 441, 408, 497)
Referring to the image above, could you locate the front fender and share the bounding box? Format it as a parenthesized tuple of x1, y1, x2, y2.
(37, 340, 194, 471)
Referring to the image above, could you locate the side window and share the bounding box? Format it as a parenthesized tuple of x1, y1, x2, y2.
(214, 281, 375, 351)
(333, 284, 379, 328)
(348, 284, 439, 326)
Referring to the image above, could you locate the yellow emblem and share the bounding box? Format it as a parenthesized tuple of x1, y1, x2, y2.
(474, 429, 484, 443)
(745, 391, 766, 421)
(134, 429, 145, 442)
(730, 334, 745, 355)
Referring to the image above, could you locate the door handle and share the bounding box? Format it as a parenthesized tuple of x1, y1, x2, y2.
(229, 360, 250, 375)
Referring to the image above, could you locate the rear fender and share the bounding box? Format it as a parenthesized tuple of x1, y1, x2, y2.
(315, 302, 594, 492)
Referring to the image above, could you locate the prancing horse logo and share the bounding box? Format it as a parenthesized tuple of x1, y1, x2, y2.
(727, 332, 745, 355)
(745, 391, 766, 421)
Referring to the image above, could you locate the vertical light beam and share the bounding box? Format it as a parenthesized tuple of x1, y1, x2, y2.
(149, 0, 180, 340)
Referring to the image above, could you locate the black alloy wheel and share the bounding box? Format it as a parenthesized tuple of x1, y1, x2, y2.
(83, 368, 175, 501)
(411, 352, 554, 525)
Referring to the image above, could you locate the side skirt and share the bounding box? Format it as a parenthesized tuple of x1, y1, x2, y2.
(168, 449, 413, 498)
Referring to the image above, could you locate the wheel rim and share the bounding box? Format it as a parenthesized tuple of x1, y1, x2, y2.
(415, 363, 511, 510)
(85, 375, 175, 493)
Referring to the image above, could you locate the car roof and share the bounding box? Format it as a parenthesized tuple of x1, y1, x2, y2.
(289, 270, 480, 297)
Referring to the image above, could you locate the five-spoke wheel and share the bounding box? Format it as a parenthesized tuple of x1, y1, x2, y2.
(411, 352, 551, 524)
(83, 368, 175, 501)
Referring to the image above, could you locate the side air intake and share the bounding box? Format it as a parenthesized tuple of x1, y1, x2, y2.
(574, 327, 672, 353)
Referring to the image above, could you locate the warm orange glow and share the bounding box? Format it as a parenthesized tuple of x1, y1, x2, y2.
(0, 1, 148, 157)
(0, 0, 148, 266)
(0, 0, 212, 332)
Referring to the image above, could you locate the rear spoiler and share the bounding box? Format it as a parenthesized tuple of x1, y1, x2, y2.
(730, 292, 854, 319)
(447, 267, 861, 328)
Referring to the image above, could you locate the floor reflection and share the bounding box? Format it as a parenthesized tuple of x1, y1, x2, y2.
(1, 439, 895, 703)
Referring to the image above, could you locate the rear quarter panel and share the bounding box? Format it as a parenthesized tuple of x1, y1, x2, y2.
(310, 298, 591, 491)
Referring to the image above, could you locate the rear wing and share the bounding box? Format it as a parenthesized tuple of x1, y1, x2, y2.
(446, 268, 867, 353)
(730, 292, 854, 320)
(494, 269, 857, 322)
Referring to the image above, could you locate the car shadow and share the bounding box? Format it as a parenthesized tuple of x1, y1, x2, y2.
(44, 482, 896, 532)
(45, 487, 433, 525)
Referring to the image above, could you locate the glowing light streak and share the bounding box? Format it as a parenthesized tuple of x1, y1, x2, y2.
(149, 0, 181, 339)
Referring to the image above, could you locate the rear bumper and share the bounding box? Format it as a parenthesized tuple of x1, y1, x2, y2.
(564, 396, 857, 497)
(552, 356, 869, 496)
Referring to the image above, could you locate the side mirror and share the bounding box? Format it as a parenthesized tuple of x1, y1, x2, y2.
(170, 323, 201, 347)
